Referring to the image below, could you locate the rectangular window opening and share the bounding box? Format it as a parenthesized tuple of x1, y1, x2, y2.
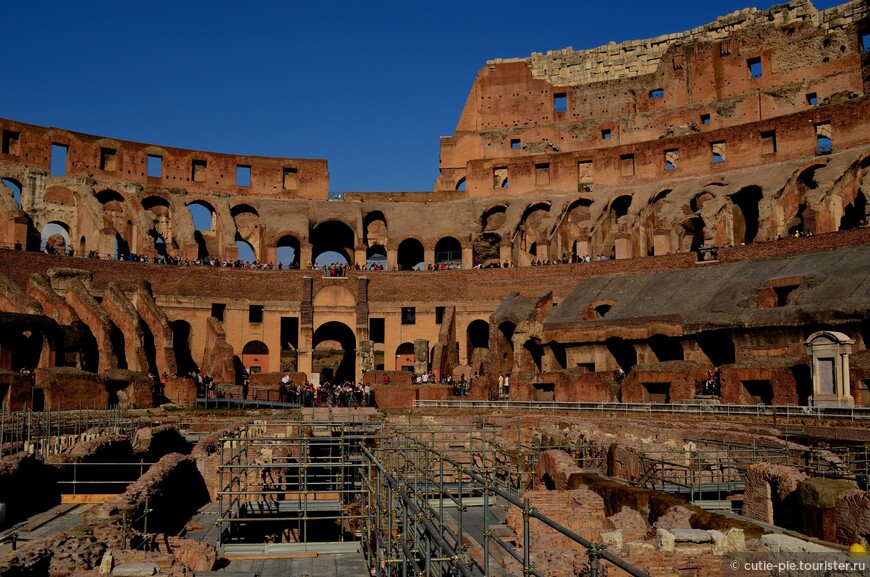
(861, 32, 870, 53)
(249, 304, 264, 324)
(51, 143, 69, 177)
(192, 159, 207, 182)
(601, 128, 612, 140)
(493, 167, 508, 188)
(280, 316, 299, 350)
(283, 167, 298, 190)
(2, 130, 20, 155)
(620, 154, 635, 177)
(806, 92, 818, 106)
(700, 114, 711, 125)
(369, 318, 385, 344)
(815, 123, 832, 155)
(435, 306, 445, 324)
(236, 164, 251, 187)
(578, 161, 593, 186)
(100, 147, 117, 172)
(664, 149, 678, 171)
(553, 92, 567, 112)
(761, 130, 777, 155)
(211, 303, 226, 321)
(147, 155, 163, 178)
(535, 163, 550, 185)
(510, 138, 521, 149)
(401, 307, 416, 325)
(747, 57, 762, 78)
(650, 88, 664, 98)
(711, 141, 726, 163)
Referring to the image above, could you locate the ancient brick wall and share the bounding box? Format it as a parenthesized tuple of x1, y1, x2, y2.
(133, 280, 177, 377)
(742, 463, 808, 526)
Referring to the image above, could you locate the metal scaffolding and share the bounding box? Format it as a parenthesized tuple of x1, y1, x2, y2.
(215, 417, 652, 577)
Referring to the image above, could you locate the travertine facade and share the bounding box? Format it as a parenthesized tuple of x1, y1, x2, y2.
(0, 0, 869, 408)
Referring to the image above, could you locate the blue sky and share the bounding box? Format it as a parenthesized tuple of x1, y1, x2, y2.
(5, 0, 841, 194)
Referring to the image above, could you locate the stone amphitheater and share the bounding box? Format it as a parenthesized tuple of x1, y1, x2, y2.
(0, 1, 869, 575)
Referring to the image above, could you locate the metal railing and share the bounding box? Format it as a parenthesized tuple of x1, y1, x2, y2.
(413, 399, 870, 420)
(0, 405, 142, 459)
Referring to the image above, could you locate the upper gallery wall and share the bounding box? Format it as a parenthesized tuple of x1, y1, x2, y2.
(436, 0, 870, 195)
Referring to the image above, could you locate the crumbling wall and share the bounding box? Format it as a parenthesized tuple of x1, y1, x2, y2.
(0, 272, 42, 315)
(199, 317, 235, 385)
(63, 279, 116, 371)
(36, 367, 107, 410)
(99, 453, 209, 534)
(0, 452, 60, 524)
(46, 434, 133, 464)
(27, 273, 77, 324)
(133, 280, 177, 377)
(836, 489, 870, 546)
(796, 477, 859, 542)
(190, 422, 245, 500)
(536, 449, 586, 490)
(101, 282, 149, 373)
(742, 463, 808, 528)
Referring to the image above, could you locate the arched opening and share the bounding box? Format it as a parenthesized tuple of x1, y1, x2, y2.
(395, 342, 415, 372)
(553, 198, 593, 260)
(610, 195, 632, 221)
(840, 193, 867, 230)
(731, 186, 762, 245)
(517, 202, 550, 261)
(363, 211, 387, 245)
(648, 334, 684, 362)
(170, 320, 197, 376)
(397, 238, 424, 271)
(434, 236, 462, 266)
(311, 220, 355, 267)
(235, 235, 255, 263)
(150, 231, 168, 257)
(456, 177, 466, 191)
(497, 321, 516, 373)
(1, 178, 23, 209)
(187, 201, 215, 232)
(605, 337, 636, 372)
(840, 159, 869, 230)
(242, 340, 270, 373)
(79, 235, 87, 256)
(473, 232, 501, 267)
(231, 204, 260, 261)
(143, 196, 172, 253)
(41, 221, 70, 254)
(276, 235, 300, 268)
(481, 205, 507, 231)
(466, 320, 490, 370)
(96, 189, 125, 213)
(696, 331, 736, 366)
(366, 244, 387, 269)
(312, 322, 356, 382)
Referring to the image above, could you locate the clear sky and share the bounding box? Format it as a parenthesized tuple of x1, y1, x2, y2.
(5, 0, 842, 194)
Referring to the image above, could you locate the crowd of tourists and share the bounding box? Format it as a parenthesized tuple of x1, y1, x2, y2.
(278, 375, 373, 407)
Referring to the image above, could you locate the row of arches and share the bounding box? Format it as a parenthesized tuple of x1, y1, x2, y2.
(5, 154, 868, 265)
